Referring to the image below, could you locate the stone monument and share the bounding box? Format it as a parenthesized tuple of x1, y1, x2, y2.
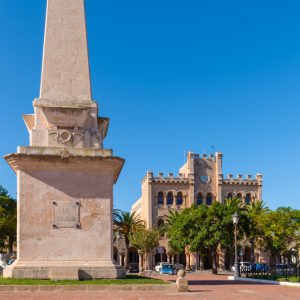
(176, 270, 189, 292)
(3, 0, 125, 279)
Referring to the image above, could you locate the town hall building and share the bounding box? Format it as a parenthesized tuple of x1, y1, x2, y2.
(130, 151, 263, 270)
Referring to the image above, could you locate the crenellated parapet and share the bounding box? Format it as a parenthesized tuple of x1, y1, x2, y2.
(142, 171, 190, 185)
(223, 173, 263, 186)
(193, 153, 217, 160)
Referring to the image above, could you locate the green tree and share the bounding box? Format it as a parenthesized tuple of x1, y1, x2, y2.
(244, 200, 269, 262)
(163, 210, 186, 254)
(113, 209, 145, 266)
(0, 185, 8, 197)
(183, 205, 209, 270)
(259, 207, 300, 264)
(202, 202, 234, 274)
(165, 203, 241, 274)
(129, 227, 159, 269)
(0, 185, 17, 252)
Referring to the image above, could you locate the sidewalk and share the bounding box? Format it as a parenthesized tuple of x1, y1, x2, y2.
(1, 273, 299, 299)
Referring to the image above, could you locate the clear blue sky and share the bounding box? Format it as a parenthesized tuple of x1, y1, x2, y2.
(0, 0, 300, 211)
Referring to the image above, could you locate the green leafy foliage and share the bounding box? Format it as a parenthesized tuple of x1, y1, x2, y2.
(258, 207, 300, 262)
(163, 199, 300, 273)
(129, 227, 159, 254)
(129, 227, 159, 269)
(0, 185, 16, 252)
(113, 209, 145, 266)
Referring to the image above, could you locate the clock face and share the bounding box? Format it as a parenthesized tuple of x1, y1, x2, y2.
(200, 175, 210, 184)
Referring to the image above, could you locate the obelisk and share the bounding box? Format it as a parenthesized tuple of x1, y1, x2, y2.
(3, 0, 125, 279)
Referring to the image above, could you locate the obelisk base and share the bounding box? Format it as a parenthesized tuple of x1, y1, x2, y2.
(4, 147, 125, 280)
(4, 261, 126, 280)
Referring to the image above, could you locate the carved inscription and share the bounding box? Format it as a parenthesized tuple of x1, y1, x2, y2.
(52, 201, 80, 228)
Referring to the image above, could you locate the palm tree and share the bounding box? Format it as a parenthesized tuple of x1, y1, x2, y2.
(246, 200, 269, 263)
(113, 209, 145, 266)
(224, 197, 245, 210)
(163, 210, 181, 238)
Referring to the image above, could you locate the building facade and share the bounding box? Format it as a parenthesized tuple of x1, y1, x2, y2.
(130, 151, 264, 270)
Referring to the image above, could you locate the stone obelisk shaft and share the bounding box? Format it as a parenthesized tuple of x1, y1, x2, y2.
(40, 0, 92, 103)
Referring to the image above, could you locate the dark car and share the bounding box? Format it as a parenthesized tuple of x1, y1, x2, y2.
(275, 264, 290, 275)
(127, 263, 139, 273)
(174, 263, 184, 272)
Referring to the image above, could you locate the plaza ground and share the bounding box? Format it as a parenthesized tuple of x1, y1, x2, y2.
(0, 272, 299, 300)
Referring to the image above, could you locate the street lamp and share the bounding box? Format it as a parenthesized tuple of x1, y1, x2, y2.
(232, 211, 240, 277)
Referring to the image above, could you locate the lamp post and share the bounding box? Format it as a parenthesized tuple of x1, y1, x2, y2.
(232, 211, 240, 277)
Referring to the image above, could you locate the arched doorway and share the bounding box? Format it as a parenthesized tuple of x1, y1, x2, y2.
(128, 247, 139, 264)
(155, 247, 167, 264)
(203, 248, 212, 269)
(113, 246, 118, 262)
(179, 252, 187, 266)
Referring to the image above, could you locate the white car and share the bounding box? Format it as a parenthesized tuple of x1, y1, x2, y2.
(231, 261, 251, 272)
(155, 262, 168, 273)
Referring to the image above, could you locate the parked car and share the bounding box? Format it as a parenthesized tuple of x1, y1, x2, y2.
(275, 264, 290, 275)
(0, 253, 7, 269)
(155, 262, 168, 273)
(127, 263, 139, 273)
(160, 263, 177, 275)
(174, 263, 184, 271)
(251, 263, 269, 272)
(231, 261, 251, 273)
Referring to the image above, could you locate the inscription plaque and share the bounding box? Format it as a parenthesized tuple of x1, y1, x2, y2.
(52, 201, 80, 228)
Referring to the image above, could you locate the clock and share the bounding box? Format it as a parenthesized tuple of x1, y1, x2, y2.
(200, 175, 210, 184)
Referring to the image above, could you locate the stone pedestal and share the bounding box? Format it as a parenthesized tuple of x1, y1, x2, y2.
(176, 270, 189, 292)
(3, 147, 125, 279)
(176, 278, 189, 292)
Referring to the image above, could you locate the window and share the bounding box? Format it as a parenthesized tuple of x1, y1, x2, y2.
(245, 193, 251, 205)
(158, 192, 164, 205)
(206, 193, 212, 205)
(227, 193, 233, 200)
(157, 219, 164, 227)
(167, 192, 174, 205)
(157, 219, 165, 237)
(237, 193, 242, 200)
(176, 192, 183, 206)
(196, 193, 203, 205)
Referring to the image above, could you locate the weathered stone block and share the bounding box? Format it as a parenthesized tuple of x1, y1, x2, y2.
(176, 278, 189, 292)
(49, 267, 79, 280)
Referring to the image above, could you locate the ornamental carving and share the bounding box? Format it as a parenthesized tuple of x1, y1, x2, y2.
(48, 127, 83, 146)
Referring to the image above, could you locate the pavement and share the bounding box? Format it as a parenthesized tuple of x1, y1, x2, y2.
(0, 273, 300, 300)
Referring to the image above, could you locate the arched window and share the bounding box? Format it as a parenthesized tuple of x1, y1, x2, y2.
(245, 193, 251, 205)
(237, 193, 242, 200)
(158, 192, 164, 205)
(196, 193, 203, 205)
(167, 192, 174, 205)
(157, 219, 164, 227)
(206, 193, 212, 205)
(176, 192, 183, 206)
(227, 193, 233, 200)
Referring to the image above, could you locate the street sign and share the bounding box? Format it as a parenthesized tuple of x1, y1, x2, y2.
(157, 246, 165, 254)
